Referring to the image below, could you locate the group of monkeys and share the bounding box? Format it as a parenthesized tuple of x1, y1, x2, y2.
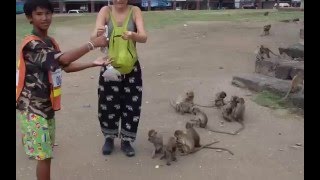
(148, 90, 245, 166)
(146, 15, 304, 167)
(256, 44, 304, 101)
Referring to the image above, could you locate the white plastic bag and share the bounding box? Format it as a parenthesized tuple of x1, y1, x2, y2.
(100, 25, 109, 54)
(102, 65, 121, 82)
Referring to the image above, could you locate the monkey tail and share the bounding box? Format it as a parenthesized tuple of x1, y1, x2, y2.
(233, 121, 245, 135)
(207, 128, 237, 135)
(279, 85, 293, 101)
(194, 103, 219, 109)
(202, 141, 220, 148)
(181, 141, 220, 156)
(203, 147, 234, 155)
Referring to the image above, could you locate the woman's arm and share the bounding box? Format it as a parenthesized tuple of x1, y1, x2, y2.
(90, 6, 110, 40)
(131, 6, 147, 43)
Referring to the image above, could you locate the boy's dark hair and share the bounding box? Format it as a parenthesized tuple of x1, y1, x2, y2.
(23, 0, 53, 16)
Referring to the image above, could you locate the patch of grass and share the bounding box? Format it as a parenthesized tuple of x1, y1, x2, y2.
(143, 9, 304, 29)
(252, 90, 294, 109)
(16, 9, 304, 40)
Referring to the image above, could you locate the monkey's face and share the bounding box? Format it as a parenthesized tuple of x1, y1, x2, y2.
(230, 96, 239, 103)
(148, 130, 156, 141)
(219, 91, 227, 98)
(174, 130, 183, 138)
(168, 137, 177, 145)
(185, 122, 193, 129)
(191, 107, 200, 114)
(237, 98, 245, 104)
(186, 91, 194, 100)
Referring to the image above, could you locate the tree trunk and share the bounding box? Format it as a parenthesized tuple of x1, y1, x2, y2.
(58, 0, 64, 13)
(148, 0, 151, 11)
(300, 0, 304, 9)
(256, 0, 262, 9)
(276, 0, 279, 9)
(196, 0, 200, 10)
(91, 0, 95, 13)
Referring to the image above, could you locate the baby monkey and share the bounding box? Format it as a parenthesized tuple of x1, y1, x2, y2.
(160, 136, 177, 166)
(148, 129, 164, 159)
(194, 91, 227, 109)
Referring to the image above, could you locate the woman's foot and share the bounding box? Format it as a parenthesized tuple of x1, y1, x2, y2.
(102, 138, 114, 155)
(121, 140, 135, 157)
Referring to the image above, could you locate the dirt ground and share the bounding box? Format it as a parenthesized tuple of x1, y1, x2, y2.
(16, 20, 304, 180)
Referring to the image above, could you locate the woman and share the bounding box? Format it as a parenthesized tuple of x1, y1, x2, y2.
(91, 0, 147, 157)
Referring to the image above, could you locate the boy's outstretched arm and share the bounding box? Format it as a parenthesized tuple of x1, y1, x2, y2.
(58, 35, 108, 66)
(62, 56, 113, 73)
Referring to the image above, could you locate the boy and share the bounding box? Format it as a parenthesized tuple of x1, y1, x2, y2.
(16, 0, 111, 179)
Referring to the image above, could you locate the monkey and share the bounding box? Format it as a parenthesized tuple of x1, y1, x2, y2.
(261, 24, 271, 36)
(280, 71, 304, 101)
(221, 97, 246, 133)
(193, 91, 227, 109)
(292, 18, 299, 22)
(148, 129, 164, 159)
(189, 107, 241, 136)
(160, 136, 177, 166)
(264, 12, 269, 16)
(280, 19, 291, 23)
(300, 29, 304, 39)
(174, 123, 234, 156)
(185, 122, 201, 148)
(189, 107, 208, 128)
(191, 100, 243, 136)
(256, 45, 279, 60)
(169, 90, 195, 114)
(174, 129, 194, 154)
(221, 96, 239, 122)
(231, 97, 246, 135)
(214, 91, 227, 108)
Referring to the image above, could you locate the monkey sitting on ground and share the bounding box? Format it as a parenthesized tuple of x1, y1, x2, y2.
(174, 122, 234, 156)
(221, 96, 239, 122)
(160, 136, 177, 166)
(280, 71, 304, 101)
(231, 97, 246, 135)
(221, 96, 246, 134)
(264, 12, 269, 16)
(194, 91, 227, 109)
(189, 107, 208, 128)
(148, 129, 164, 159)
(169, 90, 195, 114)
(261, 24, 271, 36)
(190, 107, 240, 136)
(256, 45, 279, 60)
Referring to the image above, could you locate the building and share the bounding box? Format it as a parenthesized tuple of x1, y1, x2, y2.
(49, 0, 107, 13)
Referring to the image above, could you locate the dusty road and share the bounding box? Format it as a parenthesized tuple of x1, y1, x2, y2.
(16, 20, 304, 180)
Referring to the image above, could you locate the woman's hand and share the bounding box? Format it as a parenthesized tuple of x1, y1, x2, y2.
(96, 25, 106, 37)
(122, 31, 133, 40)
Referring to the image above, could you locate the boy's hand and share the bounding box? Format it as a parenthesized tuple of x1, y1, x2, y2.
(92, 57, 113, 67)
(91, 35, 109, 48)
(122, 31, 133, 40)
